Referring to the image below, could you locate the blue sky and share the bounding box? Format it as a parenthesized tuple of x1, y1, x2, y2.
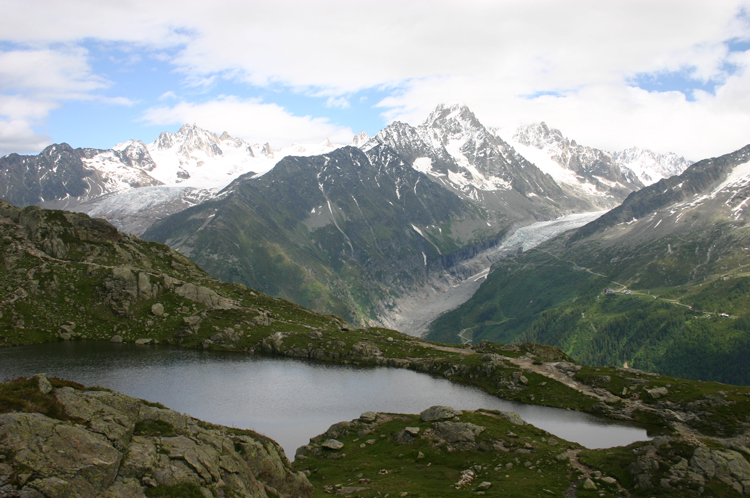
(1, 0, 749, 159)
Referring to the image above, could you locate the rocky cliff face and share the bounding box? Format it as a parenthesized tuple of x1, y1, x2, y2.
(0, 375, 312, 498)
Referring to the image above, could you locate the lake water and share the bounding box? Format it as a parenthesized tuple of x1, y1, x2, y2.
(0, 341, 649, 459)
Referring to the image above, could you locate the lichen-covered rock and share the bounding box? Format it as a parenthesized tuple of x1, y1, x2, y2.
(0, 379, 312, 498)
(691, 447, 750, 482)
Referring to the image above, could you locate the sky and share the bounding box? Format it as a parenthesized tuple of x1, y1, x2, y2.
(1, 0, 749, 161)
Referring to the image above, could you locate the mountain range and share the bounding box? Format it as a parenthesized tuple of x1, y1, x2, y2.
(0, 126, 342, 235)
(0, 104, 691, 328)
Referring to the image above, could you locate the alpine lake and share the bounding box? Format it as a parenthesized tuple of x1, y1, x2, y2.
(0, 341, 649, 460)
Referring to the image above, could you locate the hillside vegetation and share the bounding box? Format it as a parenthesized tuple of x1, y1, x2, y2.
(4, 200, 750, 496)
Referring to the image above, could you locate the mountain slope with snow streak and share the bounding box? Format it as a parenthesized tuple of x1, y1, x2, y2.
(427, 142, 750, 385)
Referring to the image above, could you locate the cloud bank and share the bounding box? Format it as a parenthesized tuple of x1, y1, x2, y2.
(0, 0, 748, 158)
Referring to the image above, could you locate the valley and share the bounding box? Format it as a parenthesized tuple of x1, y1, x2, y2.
(1, 197, 750, 496)
(1, 105, 690, 330)
(429, 143, 750, 385)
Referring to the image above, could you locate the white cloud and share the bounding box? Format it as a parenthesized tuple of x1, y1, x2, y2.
(140, 96, 354, 147)
(325, 96, 350, 110)
(0, 117, 52, 156)
(0, 46, 135, 155)
(0, 47, 107, 98)
(0, 0, 749, 158)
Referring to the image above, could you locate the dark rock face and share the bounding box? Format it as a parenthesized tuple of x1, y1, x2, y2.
(0, 144, 91, 207)
(0, 375, 312, 498)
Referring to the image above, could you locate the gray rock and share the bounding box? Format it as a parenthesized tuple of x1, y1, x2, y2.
(394, 430, 417, 444)
(351, 341, 382, 357)
(137, 272, 152, 298)
(150, 303, 164, 316)
(476, 481, 492, 491)
(34, 374, 52, 395)
(512, 371, 529, 385)
(634, 473, 653, 489)
(322, 439, 344, 450)
(433, 422, 485, 443)
(359, 411, 377, 422)
(496, 411, 526, 426)
(134, 338, 152, 345)
(110, 335, 123, 343)
(647, 387, 669, 399)
(582, 478, 596, 490)
(174, 282, 234, 309)
(420, 405, 462, 422)
(183, 316, 202, 333)
(691, 446, 750, 482)
(0, 382, 313, 497)
(0, 412, 122, 493)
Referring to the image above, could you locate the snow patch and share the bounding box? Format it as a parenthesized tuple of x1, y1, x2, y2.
(711, 160, 750, 198)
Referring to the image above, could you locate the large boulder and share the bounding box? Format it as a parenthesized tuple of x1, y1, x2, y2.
(432, 422, 486, 443)
(420, 406, 462, 422)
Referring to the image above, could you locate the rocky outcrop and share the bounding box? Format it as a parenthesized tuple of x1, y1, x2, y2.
(625, 437, 750, 494)
(102, 266, 235, 315)
(0, 375, 312, 498)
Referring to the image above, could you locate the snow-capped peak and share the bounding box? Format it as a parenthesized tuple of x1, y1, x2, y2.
(513, 122, 566, 150)
(351, 131, 370, 147)
(423, 103, 485, 136)
(509, 121, 642, 198)
(512, 121, 690, 187)
(138, 125, 346, 190)
(613, 147, 691, 186)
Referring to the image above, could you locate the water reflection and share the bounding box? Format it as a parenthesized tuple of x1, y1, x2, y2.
(0, 341, 649, 459)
